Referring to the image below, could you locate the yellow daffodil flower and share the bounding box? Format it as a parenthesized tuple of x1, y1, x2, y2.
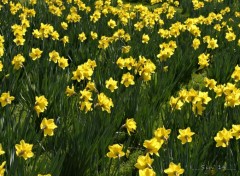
(0, 161, 6, 175)
(154, 127, 171, 143)
(135, 153, 154, 170)
(97, 93, 114, 113)
(231, 124, 240, 140)
(15, 140, 34, 160)
(214, 128, 233, 147)
(124, 118, 137, 135)
(57, 57, 69, 69)
(12, 54, 25, 70)
(143, 137, 162, 156)
(29, 48, 43, 61)
(121, 72, 135, 87)
(0, 91, 15, 107)
(177, 127, 195, 144)
(105, 77, 118, 92)
(34, 95, 48, 117)
(139, 168, 156, 176)
(65, 85, 76, 97)
(164, 162, 184, 176)
(142, 34, 150, 44)
(40, 118, 58, 137)
(106, 144, 125, 159)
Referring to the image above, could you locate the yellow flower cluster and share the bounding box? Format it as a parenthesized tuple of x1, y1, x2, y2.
(69, 79, 114, 114)
(11, 23, 27, 46)
(9, 1, 22, 15)
(71, 59, 97, 82)
(66, 7, 82, 23)
(97, 92, 114, 113)
(198, 53, 210, 69)
(136, 56, 156, 82)
(204, 76, 240, 107)
(157, 41, 177, 62)
(45, 0, 65, 17)
(116, 55, 156, 83)
(34, 95, 48, 117)
(158, 21, 184, 39)
(116, 56, 136, 70)
(69, 60, 109, 113)
(214, 124, 240, 147)
(133, 126, 191, 175)
(192, 0, 205, 10)
(10, 7, 35, 46)
(33, 23, 59, 40)
(79, 89, 93, 113)
(135, 127, 171, 175)
(48, 50, 69, 69)
(135, 153, 155, 176)
(170, 88, 211, 116)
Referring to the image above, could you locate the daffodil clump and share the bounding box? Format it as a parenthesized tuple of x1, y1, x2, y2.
(170, 88, 211, 116)
(116, 55, 156, 82)
(134, 126, 172, 175)
(214, 124, 240, 147)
